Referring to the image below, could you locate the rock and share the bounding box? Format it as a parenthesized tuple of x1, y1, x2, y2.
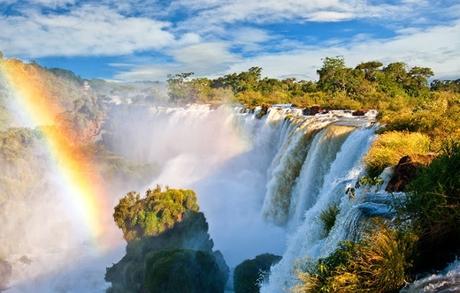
(145, 249, 228, 293)
(233, 253, 282, 293)
(255, 104, 269, 119)
(386, 155, 434, 192)
(0, 259, 12, 291)
(352, 109, 367, 116)
(303, 105, 321, 115)
(105, 211, 229, 293)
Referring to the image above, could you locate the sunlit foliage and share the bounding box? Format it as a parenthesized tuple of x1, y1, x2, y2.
(294, 222, 416, 293)
(364, 131, 431, 177)
(113, 186, 199, 241)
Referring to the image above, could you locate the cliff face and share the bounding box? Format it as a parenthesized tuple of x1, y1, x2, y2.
(105, 211, 229, 293)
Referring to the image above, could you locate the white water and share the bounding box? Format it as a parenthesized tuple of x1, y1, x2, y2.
(261, 125, 376, 292)
(402, 260, 460, 293)
(3, 102, 386, 292)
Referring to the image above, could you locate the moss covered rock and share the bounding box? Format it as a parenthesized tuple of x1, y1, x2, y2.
(233, 253, 282, 293)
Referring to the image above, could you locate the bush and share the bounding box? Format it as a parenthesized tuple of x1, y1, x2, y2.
(113, 186, 199, 241)
(294, 222, 416, 293)
(145, 249, 227, 293)
(396, 140, 460, 272)
(233, 253, 282, 293)
(319, 204, 340, 235)
(364, 131, 431, 177)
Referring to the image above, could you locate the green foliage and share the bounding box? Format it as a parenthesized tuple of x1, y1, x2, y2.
(113, 186, 199, 241)
(364, 131, 431, 177)
(319, 204, 340, 235)
(358, 175, 384, 187)
(144, 249, 227, 293)
(431, 79, 460, 93)
(396, 140, 460, 272)
(294, 222, 416, 293)
(233, 253, 282, 293)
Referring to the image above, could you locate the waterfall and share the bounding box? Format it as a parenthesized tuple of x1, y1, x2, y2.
(261, 126, 376, 292)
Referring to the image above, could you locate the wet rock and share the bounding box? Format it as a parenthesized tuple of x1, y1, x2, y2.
(255, 104, 269, 119)
(386, 155, 434, 192)
(352, 109, 367, 116)
(303, 105, 321, 115)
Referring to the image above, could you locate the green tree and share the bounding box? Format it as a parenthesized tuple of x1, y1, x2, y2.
(317, 56, 348, 92)
(355, 61, 383, 81)
(113, 186, 199, 241)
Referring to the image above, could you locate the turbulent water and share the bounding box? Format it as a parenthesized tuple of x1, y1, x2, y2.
(402, 260, 460, 293)
(3, 101, 408, 292)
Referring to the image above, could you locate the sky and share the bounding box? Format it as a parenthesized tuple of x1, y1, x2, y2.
(0, 0, 459, 81)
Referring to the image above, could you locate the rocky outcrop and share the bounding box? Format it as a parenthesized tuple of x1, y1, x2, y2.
(352, 109, 367, 116)
(386, 155, 434, 192)
(303, 105, 321, 115)
(233, 253, 282, 293)
(105, 211, 229, 293)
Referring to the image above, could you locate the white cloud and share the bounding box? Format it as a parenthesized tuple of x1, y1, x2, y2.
(115, 41, 240, 81)
(0, 5, 174, 57)
(227, 20, 460, 79)
(114, 20, 460, 81)
(173, 0, 419, 30)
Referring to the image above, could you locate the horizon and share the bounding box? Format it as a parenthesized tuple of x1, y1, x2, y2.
(0, 1, 459, 82)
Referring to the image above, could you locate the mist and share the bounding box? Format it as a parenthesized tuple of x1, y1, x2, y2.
(104, 103, 288, 267)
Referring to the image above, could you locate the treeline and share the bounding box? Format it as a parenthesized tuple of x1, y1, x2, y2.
(167, 56, 458, 109)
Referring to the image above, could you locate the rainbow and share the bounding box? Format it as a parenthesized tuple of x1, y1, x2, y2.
(0, 58, 113, 250)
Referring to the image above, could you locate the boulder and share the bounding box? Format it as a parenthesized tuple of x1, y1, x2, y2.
(303, 105, 321, 115)
(352, 109, 367, 116)
(386, 155, 434, 192)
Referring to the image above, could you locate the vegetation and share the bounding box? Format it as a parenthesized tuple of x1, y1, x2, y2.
(233, 253, 282, 293)
(294, 222, 416, 293)
(113, 186, 199, 241)
(364, 131, 431, 177)
(144, 249, 227, 293)
(319, 204, 340, 235)
(107, 187, 229, 293)
(396, 141, 460, 272)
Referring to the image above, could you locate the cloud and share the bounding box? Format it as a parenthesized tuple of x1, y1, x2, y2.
(114, 20, 460, 81)
(226, 20, 460, 79)
(172, 0, 421, 30)
(0, 4, 174, 57)
(115, 41, 240, 81)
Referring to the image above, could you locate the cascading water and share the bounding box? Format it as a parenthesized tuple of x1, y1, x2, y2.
(261, 124, 377, 292)
(2, 99, 387, 292)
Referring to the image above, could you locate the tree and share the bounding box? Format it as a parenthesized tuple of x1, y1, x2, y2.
(113, 186, 199, 241)
(167, 72, 196, 103)
(355, 61, 383, 81)
(317, 56, 348, 92)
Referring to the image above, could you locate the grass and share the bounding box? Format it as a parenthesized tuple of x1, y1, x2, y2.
(319, 204, 340, 236)
(294, 221, 416, 293)
(364, 131, 431, 177)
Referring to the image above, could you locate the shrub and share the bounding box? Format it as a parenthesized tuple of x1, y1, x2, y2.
(319, 204, 340, 235)
(396, 140, 460, 272)
(364, 131, 431, 177)
(113, 186, 199, 241)
(233, 253, 282, 293)
(294, 222, 416, 293)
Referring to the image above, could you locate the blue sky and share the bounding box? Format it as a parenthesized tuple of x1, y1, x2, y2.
(0, 0, 459, 81)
